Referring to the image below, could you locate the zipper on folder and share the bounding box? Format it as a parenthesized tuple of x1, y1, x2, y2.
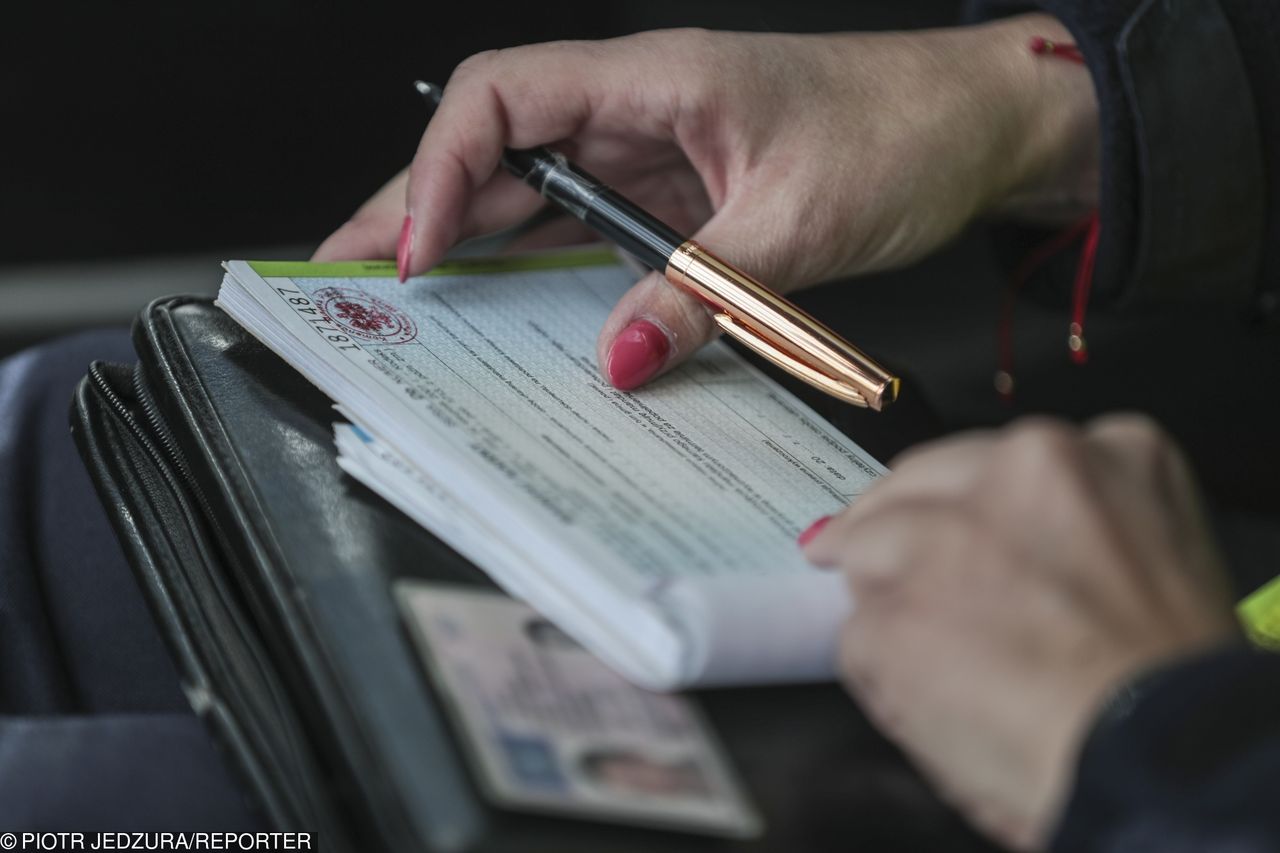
(86, 362, 321, 827)
(131, 360, 202, 489)
(87, 360, 222, 532)
(87, 362, 192, 493)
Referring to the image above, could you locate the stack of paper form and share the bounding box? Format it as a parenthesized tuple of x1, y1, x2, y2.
(217, 249, 886, 689)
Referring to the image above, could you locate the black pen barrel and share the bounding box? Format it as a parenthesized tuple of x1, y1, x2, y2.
(581, 190, 684, 272)
(505, 148, 682, 271)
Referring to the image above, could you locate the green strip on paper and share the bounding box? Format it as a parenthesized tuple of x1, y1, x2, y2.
(248, 247, 619, 279)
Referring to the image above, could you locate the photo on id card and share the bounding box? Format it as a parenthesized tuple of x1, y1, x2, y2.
(395, 581, 762, 838)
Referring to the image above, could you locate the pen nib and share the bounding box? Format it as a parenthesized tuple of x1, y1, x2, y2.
(414, 80, 443, 102)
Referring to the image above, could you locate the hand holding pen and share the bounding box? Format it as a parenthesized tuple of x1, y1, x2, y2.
(315, 22, 1098, 400)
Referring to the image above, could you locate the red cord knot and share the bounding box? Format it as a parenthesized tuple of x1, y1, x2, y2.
(1028, 35, 1085, 64)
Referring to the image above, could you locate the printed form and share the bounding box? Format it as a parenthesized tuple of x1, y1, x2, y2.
(218, 250, 886, 688)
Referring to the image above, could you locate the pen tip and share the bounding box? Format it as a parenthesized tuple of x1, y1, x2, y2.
(413, 80, 444, 104)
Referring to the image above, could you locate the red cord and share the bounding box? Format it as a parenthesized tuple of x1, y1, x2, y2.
(1068, 214, 1100, 365)
(995, 37, 1096, 401)
(1029, 36, 1085, 64)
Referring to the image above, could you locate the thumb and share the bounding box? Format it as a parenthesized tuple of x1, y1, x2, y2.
(596, 268, 717, 391)
(595, 200, 795, 390)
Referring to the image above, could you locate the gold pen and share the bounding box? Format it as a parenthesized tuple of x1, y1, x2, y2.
(415, 81, 899, 410)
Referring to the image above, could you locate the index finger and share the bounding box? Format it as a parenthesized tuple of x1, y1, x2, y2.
(403, 42, 621, 277)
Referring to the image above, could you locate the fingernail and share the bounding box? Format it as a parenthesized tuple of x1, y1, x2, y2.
(396, 214, 414, 283)
(797, 516, 832, 547)
(606, 320, 670, 390)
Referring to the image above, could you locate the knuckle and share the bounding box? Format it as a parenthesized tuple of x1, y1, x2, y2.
(1090, 411, 1168, 445)
(1001, 417, 1086, 472)
(1091, 412, 1172, 455)
(452, 48, 503, 80)
(988, 420, 1117, 527)
(1088, 412, 1186, 481)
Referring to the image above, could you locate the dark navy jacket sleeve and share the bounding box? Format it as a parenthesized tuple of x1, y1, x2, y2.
(1049, 645, 1280, 852)
(967, 0, 1280, 314)
(957, 6, 1280, 848)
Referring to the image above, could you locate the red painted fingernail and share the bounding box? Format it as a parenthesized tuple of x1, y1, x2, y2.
(606, 320, 670, 390)
(396, 214, 414, 283)
(797, 516, 832, 547)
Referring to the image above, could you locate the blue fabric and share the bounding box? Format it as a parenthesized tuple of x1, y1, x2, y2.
(0, 329, 256, 831)
(0, 716, 258, 832)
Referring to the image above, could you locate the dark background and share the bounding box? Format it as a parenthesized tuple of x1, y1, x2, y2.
(2, 0, 958, 264)
(5, 0, 1280, 529)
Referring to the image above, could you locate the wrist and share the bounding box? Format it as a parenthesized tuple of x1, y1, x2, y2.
(967, 14, 1101, 221)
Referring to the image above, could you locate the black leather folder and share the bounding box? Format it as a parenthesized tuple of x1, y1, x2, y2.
(69, 296, 997, 853)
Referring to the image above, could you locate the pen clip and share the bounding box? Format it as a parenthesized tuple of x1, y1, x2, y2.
(712, 313, 869, 408)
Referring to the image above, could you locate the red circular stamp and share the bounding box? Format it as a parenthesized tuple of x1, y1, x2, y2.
(315, 287, 418, 344)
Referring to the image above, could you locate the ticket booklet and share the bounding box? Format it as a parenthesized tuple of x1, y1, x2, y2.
(217, 249, 886, 690)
